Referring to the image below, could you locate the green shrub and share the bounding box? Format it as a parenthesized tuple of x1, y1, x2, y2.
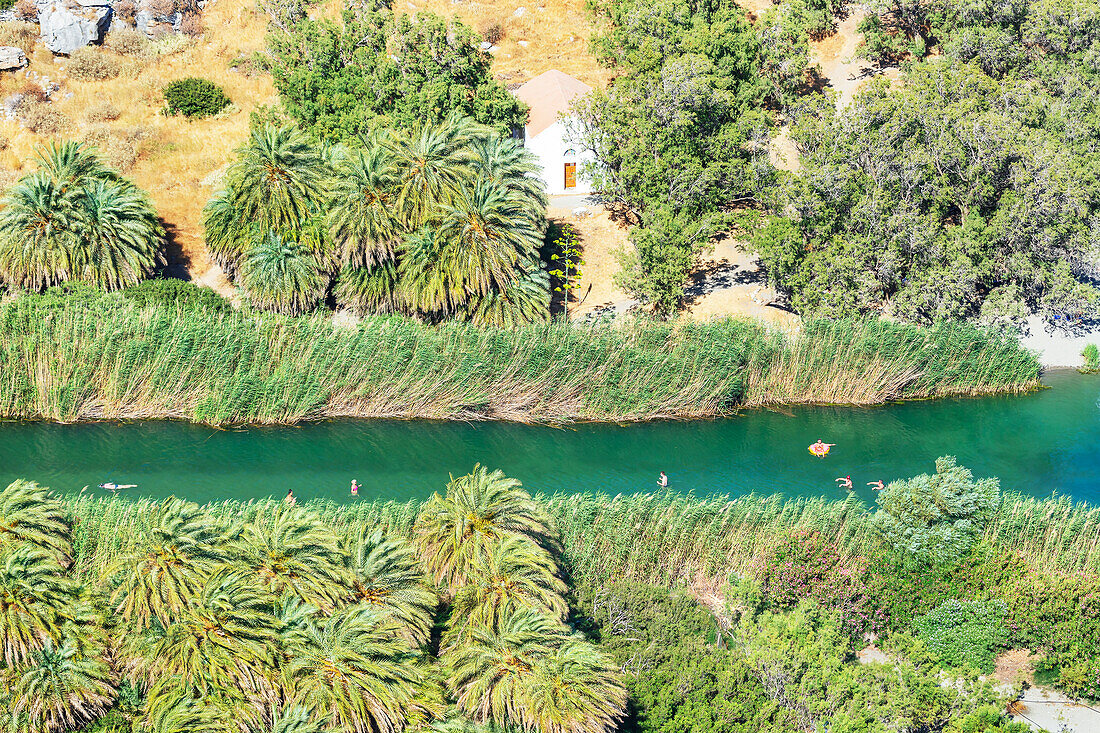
(120, 278, 233, 313)
(873, 457, 1000, 565)
(1082, 344, 1099, 374)
(162, 77, 230, 118)
(914, 599, 1008, 673)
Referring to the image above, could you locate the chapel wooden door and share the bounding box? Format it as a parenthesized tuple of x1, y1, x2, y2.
(564, 162, 576, 189)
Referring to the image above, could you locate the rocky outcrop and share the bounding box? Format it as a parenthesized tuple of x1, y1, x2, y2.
(0, 46, 28, 70)
(134, 8, 179, 37)
(36, 0, 112, 55)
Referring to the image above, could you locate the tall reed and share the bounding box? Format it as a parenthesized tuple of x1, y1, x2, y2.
(63, 490, 1099, 585)
(0, 295, 1040, 425)
(744, 319, 1040, 405)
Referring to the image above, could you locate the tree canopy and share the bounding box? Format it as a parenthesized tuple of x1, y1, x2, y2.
(267, 4, 527, 143)
(755, 60, 1100, 323)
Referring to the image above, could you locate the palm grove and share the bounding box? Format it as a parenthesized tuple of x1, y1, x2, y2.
(0, 468, 626, 733)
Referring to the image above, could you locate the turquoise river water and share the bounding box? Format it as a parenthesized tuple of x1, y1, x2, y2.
(1, 370, 1097, 506)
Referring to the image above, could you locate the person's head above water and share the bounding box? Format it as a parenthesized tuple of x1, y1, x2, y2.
(287, 488, 293, 495)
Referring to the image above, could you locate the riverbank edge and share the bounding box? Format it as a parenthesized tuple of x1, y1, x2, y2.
(0, 296, 1043, 425)
(0, 375, 1046, 427)
(62, 488, 1100, 579)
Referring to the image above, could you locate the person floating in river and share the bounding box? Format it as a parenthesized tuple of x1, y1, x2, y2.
(868, 480, 885, 491)
(285, 488, 296, 505)
(99, 483, 137, 491)
(350, 479, 359, 497)
(835, 475, 853, 491)
(658, 471, 668, 488)
(809, 440, 835, 457)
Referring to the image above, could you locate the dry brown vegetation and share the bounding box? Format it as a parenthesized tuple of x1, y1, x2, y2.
(400, 0, 610, 88)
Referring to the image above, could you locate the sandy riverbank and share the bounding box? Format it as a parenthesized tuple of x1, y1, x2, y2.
(1019, 316, 1099, 369)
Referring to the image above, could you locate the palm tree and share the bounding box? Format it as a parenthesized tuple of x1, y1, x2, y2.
(0, 480, 70, 559)
(282, 604, 426, 733)
(414, 465, 553, 589)
(346, 527, 437, 644)
(144, 568, 278, 701)
(468, 134, 548, 228)
(254, 705, 323, 733)
(327, 142, 402, 269)
(0, 173, 81, 291)
(390, 114, 481, 228)
(333, 261, 406, 315)
(0, 544, 75, 667)
(144, 693, 238, 733)
(524, 641, 627, 733)
(107, 497, 226, 630)
(72, 178, 164, 290)
(36, 140, 117, 188)
(202, 189, 250, 279)
(463, 262, 550, 328)
(450, 535, 567, 634)
(401, 180, 542, 314)
(0, 142, 162, 292)
(6, 637, 116, 733)
(446, 605, 566, 729)
(224, 123, 327, 235)
(240, 230, 327, 315)
(228, 504, 348, 612)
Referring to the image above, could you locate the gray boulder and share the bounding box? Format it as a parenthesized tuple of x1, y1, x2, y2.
(37, 0, 112, 55)
(0, 46, 27, 71)
(135, 8, 179, 38)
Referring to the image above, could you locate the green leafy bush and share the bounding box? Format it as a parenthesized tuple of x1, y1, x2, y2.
(873, 457, 1000, 565)
(1082, 344, 1099, 374)
(914, 599, 1008, 672)
(746, 529, 884, 639)
(120, 278, 233, 313)
(162, 77, 230, 118)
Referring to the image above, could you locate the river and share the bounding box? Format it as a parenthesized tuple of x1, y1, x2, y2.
(1, 370, 1097, 505)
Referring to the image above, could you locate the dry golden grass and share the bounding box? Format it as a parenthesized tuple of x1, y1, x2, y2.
(398, 0, 611, 88)
(0, 0, 276, 276)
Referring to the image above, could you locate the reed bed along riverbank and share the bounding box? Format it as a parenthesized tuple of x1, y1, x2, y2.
(0, 295, 1040, 424)
(64, 490, 1100, 583)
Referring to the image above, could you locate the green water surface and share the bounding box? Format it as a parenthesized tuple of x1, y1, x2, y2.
(1, 370, 1097, 505)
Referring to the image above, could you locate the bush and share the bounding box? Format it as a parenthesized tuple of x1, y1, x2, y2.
(120, 278, 233, 313)
(147, 0, 175, 16)
(162, 76, 230, 118)
(11, 0, 35, 21)
(479, 21, 504, 45)
(105, 27, 149, 56)
(67, 47, 122, 80)
(873, 457, 1000, 565)
(112, 0, 137, 24)
(20, 101, 70, 135)
(83, 124, 150, 171)
(0, 20, 37, 52)
(914, 599, 1008, 673)
(1082, 344, 1099, 374)
(179, 12, 204, 37)
(747, 529, 885, 639)
(85, 101, 121, 123)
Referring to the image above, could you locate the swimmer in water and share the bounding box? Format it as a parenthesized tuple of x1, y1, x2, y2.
(350, 479, 359, 497)
(99, 483, 137, 491)
(868, 480, 885, 491)
(658, 471, 668, 488)
(285, 488, 296, 505)
(809, 440, 835, 457)
(835, 475, 853, 491)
